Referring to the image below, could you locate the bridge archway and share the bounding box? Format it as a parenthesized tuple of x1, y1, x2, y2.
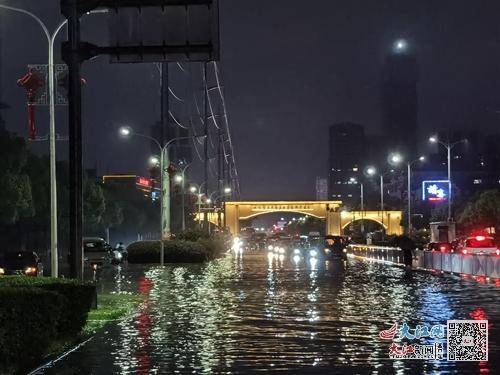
(223, 202, 403, 236)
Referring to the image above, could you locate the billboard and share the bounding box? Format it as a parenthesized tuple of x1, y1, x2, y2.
(107, 0, 219, 63)
(422, 180, 449, 202)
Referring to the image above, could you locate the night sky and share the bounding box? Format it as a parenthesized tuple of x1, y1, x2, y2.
(1, 0, 500, 200)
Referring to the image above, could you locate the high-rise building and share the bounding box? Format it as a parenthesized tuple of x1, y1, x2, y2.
(328, 122, 366, 207)
(315, 177, 328, 201)
(381, 39, 418, 157)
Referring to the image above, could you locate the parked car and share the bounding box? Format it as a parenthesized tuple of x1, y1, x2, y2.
(0, 251, 43, 276)
(83, 237, 117, 266)
(456, 235, 498, 255)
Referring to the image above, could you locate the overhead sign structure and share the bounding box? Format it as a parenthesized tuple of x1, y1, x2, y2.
(422, 180, 449, 202)
(60, 0, 220, 279)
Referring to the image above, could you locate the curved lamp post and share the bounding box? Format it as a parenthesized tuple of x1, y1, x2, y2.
(429, 136, 467, 221)
(119, 126, 203, 265)
(0, 5, 106, 277)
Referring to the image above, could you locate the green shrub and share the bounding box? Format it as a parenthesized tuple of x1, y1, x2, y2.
(176, 228, 210, 241)
(127, 238, 225, 264)
(0, 276, 96, 337)
(0, 287, 63, 373)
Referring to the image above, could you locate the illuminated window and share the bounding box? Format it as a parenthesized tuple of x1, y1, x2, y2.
(473, 179, 482, 185)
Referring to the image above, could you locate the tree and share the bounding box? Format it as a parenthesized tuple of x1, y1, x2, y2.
(0, 129, 34, 224)
(458, 189, 500, 232)
(83, 179, 106, 233)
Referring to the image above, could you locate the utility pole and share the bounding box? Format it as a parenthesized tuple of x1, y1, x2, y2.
(203, 62, 209, 232)
(62, 0, 83, 279)
(217, 128, 222, 227)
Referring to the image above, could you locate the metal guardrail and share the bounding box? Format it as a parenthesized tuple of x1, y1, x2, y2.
(347, 244, 500, 279)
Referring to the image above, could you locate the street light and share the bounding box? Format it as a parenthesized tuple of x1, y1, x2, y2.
(407, 156, 426, 235)
(149, 156, 160, 165)
(390, 153, 403, 165)
(188, 182, 207, 229)
(119, 126, 132, 137)
(429, 135, 467, 220)
(119, 126, 202, 265)
(349, 177, 365, 234)
(224, 187, 232, 194)
(0, 4, 107, 278)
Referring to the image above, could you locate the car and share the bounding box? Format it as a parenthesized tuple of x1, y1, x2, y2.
(427, 242, 453, 252)
(323, 235, 348, 260)
(457, 235, 498, 255)
(83, 237, 116, 266)
(0, 251, 43, 276)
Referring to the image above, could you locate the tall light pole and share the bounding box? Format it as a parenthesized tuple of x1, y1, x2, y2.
(189, 183, 207, 229)
(365, 154, 402, 235)
(429, 136, 467, 221)
(0, 5, 105, 277)
(407, 156, 425, 235)
(173, 162, 192, 231)
(119, 126, 200, 265)
(350, 177, 365, 234)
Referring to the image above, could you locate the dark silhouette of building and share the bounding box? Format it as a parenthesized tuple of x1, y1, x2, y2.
(328, 122, 366, 207)
(381, 40, 418, 157)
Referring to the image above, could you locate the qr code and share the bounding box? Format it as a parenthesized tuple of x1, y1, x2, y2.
(447, 320, 488, 361)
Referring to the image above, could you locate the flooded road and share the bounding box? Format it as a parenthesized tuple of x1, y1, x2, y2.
(39, 252, 499, 374)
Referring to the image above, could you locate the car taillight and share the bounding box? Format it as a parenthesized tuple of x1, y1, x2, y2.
(440, 245, 448, 252)
(462, 249, 468, 255)
(475, 235, 486, 241)
(496, 249, 500, 256)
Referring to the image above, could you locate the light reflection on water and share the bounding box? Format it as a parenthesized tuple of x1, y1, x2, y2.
(40, 253, 498, 374)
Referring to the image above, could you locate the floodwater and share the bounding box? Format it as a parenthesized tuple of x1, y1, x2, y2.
(36, 252, 499, 374)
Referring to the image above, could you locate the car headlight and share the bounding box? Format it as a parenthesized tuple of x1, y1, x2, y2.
(25, 267, 37, 275)
(324, 248, 331, 253)
(343, 248, 347, 253)
(268, 245, 274, 251)
(293, 249, 301, 255)
(279, 248, 285, 254)
(310, 249, 317, 257)
(0, 267, 4, 275)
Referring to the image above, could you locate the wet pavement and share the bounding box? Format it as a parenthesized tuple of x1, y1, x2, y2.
(37, 252, 499, 374)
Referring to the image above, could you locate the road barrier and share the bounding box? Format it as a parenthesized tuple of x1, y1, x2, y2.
(347, 244, 500, 279)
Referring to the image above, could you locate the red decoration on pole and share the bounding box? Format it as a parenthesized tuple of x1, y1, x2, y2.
(17, 69, 44, 140)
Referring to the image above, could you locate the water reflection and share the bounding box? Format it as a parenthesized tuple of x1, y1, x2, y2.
(41, 253, 499, 374)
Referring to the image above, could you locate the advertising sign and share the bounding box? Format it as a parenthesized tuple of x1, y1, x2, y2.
(422, 180, 449, 202)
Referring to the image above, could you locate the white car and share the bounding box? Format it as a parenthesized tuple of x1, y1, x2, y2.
(458, 235, 498, 255)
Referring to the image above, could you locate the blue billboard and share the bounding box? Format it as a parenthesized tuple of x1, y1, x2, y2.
(422, 180, 449, 202)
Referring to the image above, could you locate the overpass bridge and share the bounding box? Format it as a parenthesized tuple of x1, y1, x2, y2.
(198, 201, 403, 236)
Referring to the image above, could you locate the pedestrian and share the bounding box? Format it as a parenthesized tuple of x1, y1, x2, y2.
(394, 235, 415, 268)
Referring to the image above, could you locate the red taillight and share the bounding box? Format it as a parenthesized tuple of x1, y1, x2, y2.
(496, 249, 500, 256)
(475, 235, 486, 241)
(462, 249, 468, 255)
(440, 245, 448, 252)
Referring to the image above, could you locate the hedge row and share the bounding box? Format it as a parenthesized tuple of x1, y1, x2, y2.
(0, 276, 96, 374)
(127, 237, 226, 264)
